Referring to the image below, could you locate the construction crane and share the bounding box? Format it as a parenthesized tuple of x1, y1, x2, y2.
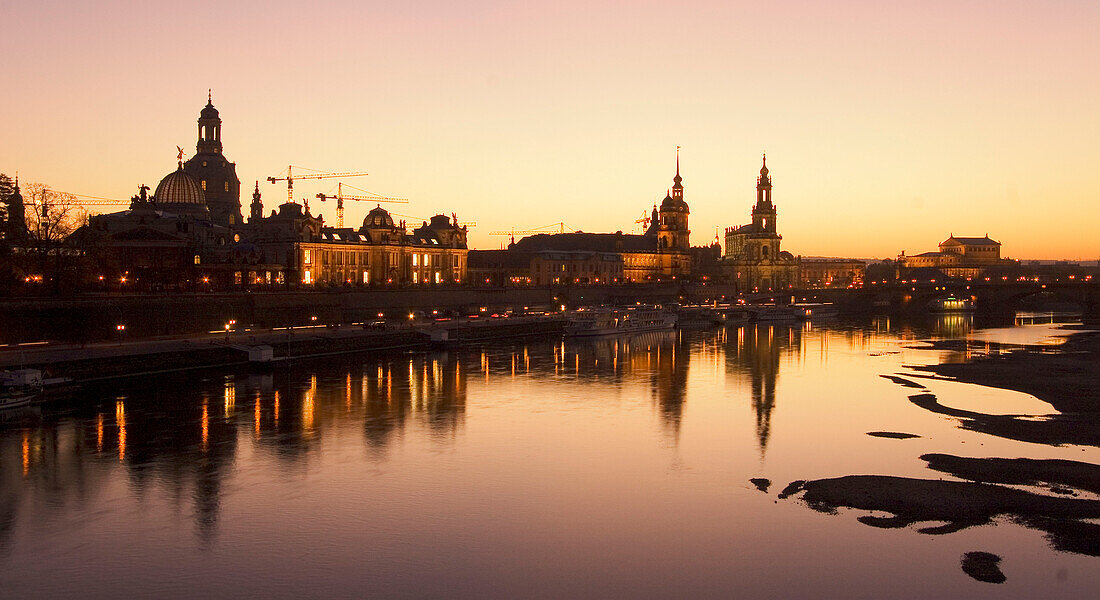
(635, 210, 652, 234)
(266, 165, 368, 212)
(315, 182, 408, 228)
(55, 191, 131, 207)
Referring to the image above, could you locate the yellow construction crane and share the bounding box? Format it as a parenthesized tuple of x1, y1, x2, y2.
(266, 165, 368, 212)
(315, 182, 408, 228)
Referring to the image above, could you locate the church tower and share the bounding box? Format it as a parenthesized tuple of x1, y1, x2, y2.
(249, 181, 263, 223)
(4, 176, 25, 239)
(751, 154, 776, 233)
(184, 92, 243, 227)
(658, 148, 690, 251)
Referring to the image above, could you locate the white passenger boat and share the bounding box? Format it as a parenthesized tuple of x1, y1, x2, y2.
(1, 369, 43, 410)
(749, 305, 800, 322)
(794, 303, 840, 319)
(565, 307, 677, 337)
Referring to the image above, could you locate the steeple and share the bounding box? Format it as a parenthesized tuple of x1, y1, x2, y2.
(671, 146, 684, 204)
(6, 175, 26, 237)
(196, 91, 222, 155)
(250, 181, 263, 223)
(752, 154, 777, 233)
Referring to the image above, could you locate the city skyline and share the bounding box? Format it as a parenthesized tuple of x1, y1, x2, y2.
(3, 1, 1098, 259)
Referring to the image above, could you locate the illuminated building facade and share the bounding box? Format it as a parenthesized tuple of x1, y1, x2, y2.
(898, 235, 1012, 279)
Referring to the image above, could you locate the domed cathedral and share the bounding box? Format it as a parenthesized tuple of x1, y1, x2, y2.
(721, 155, 799, 291)
(182, 92, 243, 227)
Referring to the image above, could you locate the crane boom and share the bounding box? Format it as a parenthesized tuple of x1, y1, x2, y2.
(54, 191, 130, 206)
(266, 165, 368, 211)
(315, 182, 408, 227)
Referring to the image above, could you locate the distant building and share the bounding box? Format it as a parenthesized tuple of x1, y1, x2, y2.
(898, 235, 1013, 279)
(499, 152, 692, 282)
(721, 156, 798, 291)
(799, 258, 865, 288)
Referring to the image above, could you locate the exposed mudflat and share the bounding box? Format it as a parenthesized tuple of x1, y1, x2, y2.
(783, 473, 1100, 555)
(867, 431, 920, 439)
(776, 329, 1100, 559)
(961, 551, 1006, 584)
(915, 331, 1100, 414)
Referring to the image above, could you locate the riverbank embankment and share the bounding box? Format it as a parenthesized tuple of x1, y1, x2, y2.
(0, 316, 565, 383)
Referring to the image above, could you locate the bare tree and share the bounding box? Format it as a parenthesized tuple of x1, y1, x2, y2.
(15, 184, 86, 293)
(23, 183, 81, 244)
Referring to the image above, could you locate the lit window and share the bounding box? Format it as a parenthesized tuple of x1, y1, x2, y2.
(413, 254, 419, 267)
(201, 180, 207, 191)
(224, 182, 229, 192)
(194, 255, 201, 265)
(304, 271, 312, 284)
(303, 249, 312, 265)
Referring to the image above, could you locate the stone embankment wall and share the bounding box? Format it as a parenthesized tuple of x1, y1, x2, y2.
(0, 284, 732, 344)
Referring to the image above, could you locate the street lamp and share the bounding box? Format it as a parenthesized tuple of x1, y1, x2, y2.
(116, 324, 125, 346)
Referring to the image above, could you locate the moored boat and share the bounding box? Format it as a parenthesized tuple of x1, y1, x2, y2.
(565, 306, 677, 337)
(1, 369, 43, 410)
(794, 303, 840, 319)
(929, 296, 975, 313)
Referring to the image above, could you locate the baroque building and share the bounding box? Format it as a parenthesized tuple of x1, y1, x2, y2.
(75, 96, 467, 290)
(183, 92, 243, 227)
(721, 156, 798, 291)
(897, 235, 1013, 279)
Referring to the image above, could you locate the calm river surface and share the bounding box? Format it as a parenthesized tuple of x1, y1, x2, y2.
(1, 316, 1097, 598)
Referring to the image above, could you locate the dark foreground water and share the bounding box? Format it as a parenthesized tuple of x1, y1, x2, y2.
(1, 316, 1097, 599)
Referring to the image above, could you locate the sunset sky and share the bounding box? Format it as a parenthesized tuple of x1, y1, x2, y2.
(3, 0, 1098, 259)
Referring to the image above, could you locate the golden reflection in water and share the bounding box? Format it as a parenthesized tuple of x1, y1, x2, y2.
(96, 413, 104, 452)
(115, 400, 126, 462)
(21, 431, 29, 477)
(273, 390, 280, 424)
(303, 376, 317, 435)
(254, 393, 262, 439)
(201, 400, 209, 453)
(346, 374, 352, 412)
(224, 380, 236, 418)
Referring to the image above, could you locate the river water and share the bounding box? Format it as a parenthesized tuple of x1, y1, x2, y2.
(1, 316, 1097, 599)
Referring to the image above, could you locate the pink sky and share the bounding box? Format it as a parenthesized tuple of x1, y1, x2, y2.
(2, 0, 1098, 258)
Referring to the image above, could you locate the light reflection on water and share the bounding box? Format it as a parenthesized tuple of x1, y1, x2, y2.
(0, 316, 1097, 599)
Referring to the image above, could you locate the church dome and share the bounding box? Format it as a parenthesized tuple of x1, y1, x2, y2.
(154, 166, 207, 210)
(363, 205, 394, 229)
(660, 192, 688, 212)
(201, 101, 219, 120)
